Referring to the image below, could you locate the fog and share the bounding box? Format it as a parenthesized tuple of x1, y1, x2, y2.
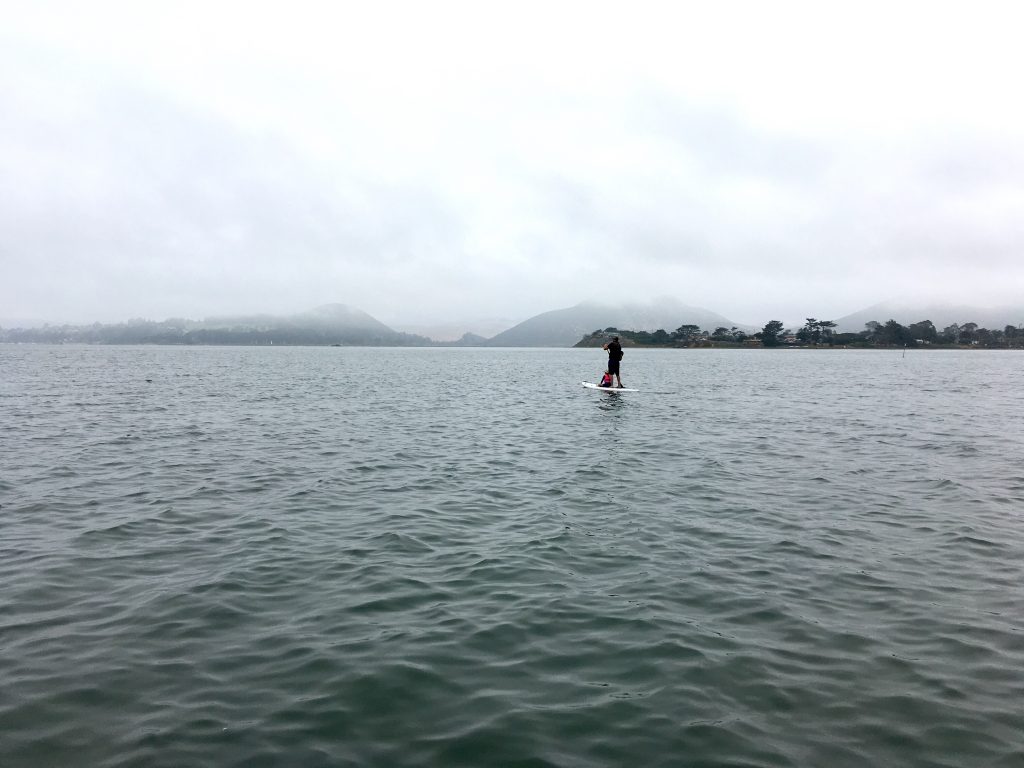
(2, 1, 1022, 332)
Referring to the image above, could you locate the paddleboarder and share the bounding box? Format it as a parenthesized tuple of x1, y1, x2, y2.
(602, 336, 624, 388)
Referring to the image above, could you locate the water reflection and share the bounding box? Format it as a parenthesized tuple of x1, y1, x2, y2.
(596, 391, 631, 412)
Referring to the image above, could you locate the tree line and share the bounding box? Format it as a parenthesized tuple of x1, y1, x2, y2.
(758, 318, 1024, 348)
(0, 319, 433, 346)
(577, 319, 1024, 348)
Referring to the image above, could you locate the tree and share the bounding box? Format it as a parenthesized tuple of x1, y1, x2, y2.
(798, 318, 837, 345)
(710, 326, 738, 342)
(878, 319, 913, 346)
(797, 318, 816, 344)
(672, 324, 702, 344)
(759, 320, 785, 347)
(833, 332, 863, 345)
(908, 320, 938, 343)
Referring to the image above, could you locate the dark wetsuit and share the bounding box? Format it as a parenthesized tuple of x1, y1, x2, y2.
(606, 340, 623, 375)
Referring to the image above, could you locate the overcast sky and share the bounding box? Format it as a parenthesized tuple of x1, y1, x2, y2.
(2, 0, 1022, 330)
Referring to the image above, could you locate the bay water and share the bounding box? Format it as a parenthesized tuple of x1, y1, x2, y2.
(2, 345, 1022, 767)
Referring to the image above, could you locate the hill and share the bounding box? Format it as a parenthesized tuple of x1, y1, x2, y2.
(450, 332, 489, 346)
(835, 301, 1024, 333)
(0, 304, 431, 346)
(484, 299, 745, 347)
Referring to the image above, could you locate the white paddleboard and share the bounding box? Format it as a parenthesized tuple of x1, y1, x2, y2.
(582, 382, 639, 392)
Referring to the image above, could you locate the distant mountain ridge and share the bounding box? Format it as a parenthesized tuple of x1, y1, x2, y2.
(6, 299, 1019, 347)
(0, 303, 431, 346)
(835, 301, 1024, 332)
(485, 300, 747, 347)
(201, 303, 394, 332)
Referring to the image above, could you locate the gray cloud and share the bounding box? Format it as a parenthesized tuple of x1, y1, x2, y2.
(2, 4, 1022, 330)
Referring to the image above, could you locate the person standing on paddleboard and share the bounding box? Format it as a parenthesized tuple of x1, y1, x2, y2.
(602, 336, 624, 388)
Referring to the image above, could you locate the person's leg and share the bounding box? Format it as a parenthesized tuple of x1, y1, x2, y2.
(610, 360, 622, 387)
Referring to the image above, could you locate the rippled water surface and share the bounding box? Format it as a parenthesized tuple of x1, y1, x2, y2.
(2, 345, 1023, 767)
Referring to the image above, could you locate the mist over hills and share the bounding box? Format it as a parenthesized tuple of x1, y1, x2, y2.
(834, 301, 1024, 333)
(389, 318, 519, 343)
(484, 299, 746, 347)
(186, 304, 395, 333)
(0, 304, 431, 346)
(0, 299, 748, 347)
(3, 298, 1021, 346)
